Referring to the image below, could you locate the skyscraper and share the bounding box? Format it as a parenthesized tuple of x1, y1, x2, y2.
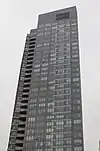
(7, 6, 84, 151)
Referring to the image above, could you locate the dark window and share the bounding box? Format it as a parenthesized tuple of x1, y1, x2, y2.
(17, 130, 25, 134)
(18, 124, 25, 128)
(56, 12, 70, 20)
(27, 57, 33, 61)
(29, 45, 35, 49)
(27, 61, 33, 65)
(15, 143, 23, 147)
(29, 42, 35, 45)
(24, 79, 31, 83)
(28, 49, 34, 53)
(30, 38, 36, 41)
(20, 105, 28, 109)
(25, 70, 32, 73)
(21, 100, 28, 103)
(23, 89, 29, 93)
(27, 53, 34, 57)
(19, 117, 26, 122)
(15, 149, 22, 151)
(26, 65, 32, 69)
(20, 111, 27, 115)
(25, 74, 31, 78)
(23, 84, 30, 88)
(22, 94, 29, 98)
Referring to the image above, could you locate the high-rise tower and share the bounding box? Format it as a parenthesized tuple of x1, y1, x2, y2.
(7, 6, 84, 151)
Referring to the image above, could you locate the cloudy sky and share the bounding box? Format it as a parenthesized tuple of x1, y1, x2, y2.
(0, 0, 100, 151)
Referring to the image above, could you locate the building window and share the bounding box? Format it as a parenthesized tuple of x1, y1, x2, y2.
(41, 77, 47, 80)
(72, 54, 78, 58)
(58, 24, 65, 28)
(74, 146, 82, 151)
(72, 23, 77, 26)
(39, 24, 44, 28)
(46, 116, 54, 119)
(47, 108, 54, 112)
(32, 88, 38, 92)
(38, 108, 45, 113)
(45, 27, 51, 31)
(41, 67, 48, 71)
(34, 64, 40, 68)
(34, 69, 40, 72)
(46, 128, 53, 133)
(56, 115, 64, 118)
(73, 78, 79, 82)
(72, 88, 80, 93)
(56, 148, 63, 151)
(26, 136, 34, 141)
(52, 26, 57, 29)
(44, 32, 50, 36)
(37, 44, 42, 47)
(49, 80, 55, 84)
(41, 72, 48, 75)
(30, 98, 37, 103)
(28, 117, 35, 122)
(72, 42, 78, 45)
(74, 119, 81, 124)
(56, 121, 64, 125)
(39, 98, 46, 102)
(73, 100, 80, 104)
(45, 23, 51, 27)
(44, 43, 49, 46)
(50, 57, 56, 61)
(56, 140, 64, 145)
(42, 63, 48, 67)
(47, 122, 54, 126)
(46, 134, 53, 139)
(39, 103, 45, 107)
(74, 139, 82, 144)
(37, 32, 43, 36)
(72, 46, 78, 50)
(40, 87, 47, 91)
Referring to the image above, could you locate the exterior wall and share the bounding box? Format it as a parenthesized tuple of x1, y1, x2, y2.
(7, 29, 37, 151)
(7, 6, 84, 151)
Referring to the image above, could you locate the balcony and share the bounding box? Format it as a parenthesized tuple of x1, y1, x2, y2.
(21, 100, 28, 104)
(26, 61, 33, 65)
(29, 42, 35, 45)
(18, 124, 25, 128)
(17, 127, 25, 131)
(15, 146, 23, 150)
(30, 38, 36, 41)
(27, 53, 34, 57)
(23, 89, 29, 93)
(16, 140, 24, 144)
(20, 105, 28, 109)
(16, 133, 24, 137)
(26, 65, 32, 69)
(28, 49, 34, 53)
(20, 111, 27, 115)
(29, 45, 35, 49)
(17, 129, 25, 133)
(19, 114, 27, 119)
(22, 94, 29, 98)
(27, 57, 33, 61)
(25, 70, 32, 74)
(24, 74, 31, 78)
(19, 116, 26, 122)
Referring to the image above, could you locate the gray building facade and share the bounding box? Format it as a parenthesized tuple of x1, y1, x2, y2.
(7, 6, 84, 151)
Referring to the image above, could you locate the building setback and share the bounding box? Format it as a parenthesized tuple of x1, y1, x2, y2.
(7, 6, 84, 151)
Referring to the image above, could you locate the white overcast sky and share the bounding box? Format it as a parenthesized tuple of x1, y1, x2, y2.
(0, 0, 100, 151)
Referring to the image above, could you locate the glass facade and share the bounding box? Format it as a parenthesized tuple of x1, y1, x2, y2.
(7, 6, 84, 151)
